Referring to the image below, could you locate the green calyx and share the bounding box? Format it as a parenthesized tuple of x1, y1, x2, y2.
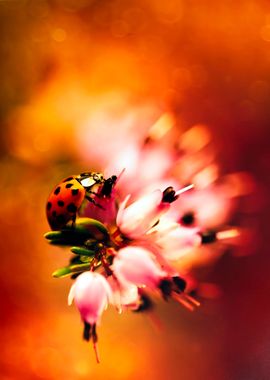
(44, 217, 112, 278)
(52, 263, 92, 278)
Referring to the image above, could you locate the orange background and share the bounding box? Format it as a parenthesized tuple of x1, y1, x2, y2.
(0, 1, 269, 379)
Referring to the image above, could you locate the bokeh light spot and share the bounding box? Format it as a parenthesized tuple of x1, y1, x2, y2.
(51, 28, 67, 42)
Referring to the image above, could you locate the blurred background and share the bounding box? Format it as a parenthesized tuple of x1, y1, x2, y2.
(0, 0, 269, 379)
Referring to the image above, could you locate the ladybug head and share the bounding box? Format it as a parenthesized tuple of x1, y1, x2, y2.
(78, 172, 104, 188)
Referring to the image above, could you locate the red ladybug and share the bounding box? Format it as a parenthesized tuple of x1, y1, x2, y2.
(46, 172, 116, 230)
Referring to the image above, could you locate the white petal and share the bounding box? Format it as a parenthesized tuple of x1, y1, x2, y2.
(116, 194, 131, 226)
(68, 283, 76, 306)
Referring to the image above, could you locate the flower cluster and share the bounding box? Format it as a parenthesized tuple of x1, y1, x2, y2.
(45, 120, 242, 362)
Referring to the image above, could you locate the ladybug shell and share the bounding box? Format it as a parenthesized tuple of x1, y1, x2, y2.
(46, 176, 86, 230)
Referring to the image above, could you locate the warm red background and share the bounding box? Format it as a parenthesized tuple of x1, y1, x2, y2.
(0, 1, 269, 379)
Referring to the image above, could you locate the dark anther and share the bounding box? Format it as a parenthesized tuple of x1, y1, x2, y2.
(180, 212, 195, 226)
(83, 321, 91, 341)
(133, 294, 154, 312)
(162, 186, 178, 203)
(159, 278, 172, 300)
(143, 136, 153, 145)
(92, 323, 98, 343)
(201, 230, 217, 244)
(172, 276, 187, 292)
(101, 175, 117, 197)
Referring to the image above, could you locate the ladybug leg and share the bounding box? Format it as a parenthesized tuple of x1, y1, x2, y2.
(86, 190, 101, 198)
(85, 195, 105, 210)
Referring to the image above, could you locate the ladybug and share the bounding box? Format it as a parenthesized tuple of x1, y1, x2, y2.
(46, 172, 117, 230)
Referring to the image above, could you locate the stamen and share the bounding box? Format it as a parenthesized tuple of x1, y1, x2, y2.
(83, 321, 91, 341)
(182, 293, 201, 307)
(201, 230, 217, 244)
(146, 311, 163, 333)
(172, 293, 195, 311)
(93, 342, 100, 364)
(147, 113, 174, 141)
(216, 229, 240, 240)
(92, 324, 100, 364)
(175, 184, 194, 196)
(172, 292, 200, 311)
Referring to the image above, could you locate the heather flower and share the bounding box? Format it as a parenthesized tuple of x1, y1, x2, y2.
(68, 271, 112, 362)
(44, 114, 245, 362)
(116, 190, 170, 239)
(107, 276, 139, 311)
(112, 246, 166, 289)
(68, 271, 112, 323)
(149, 219, 201, 261)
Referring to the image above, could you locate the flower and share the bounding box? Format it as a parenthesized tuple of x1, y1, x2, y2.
(112, 246, 166, 289)
(45, 114, 246, 361)
(116, 190, 170, 239)
(107, 276, 139, 311)
(149, 219, 201, 261)
(68, 271, 112, 325)
(68, 271, 112, 362)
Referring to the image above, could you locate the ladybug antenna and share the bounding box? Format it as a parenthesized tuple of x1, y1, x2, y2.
(116, 168, 126, 183)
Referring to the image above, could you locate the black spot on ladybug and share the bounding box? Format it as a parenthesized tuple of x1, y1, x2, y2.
(65, 183, 73, 188)
(56, 214, 65, 224)
(71, 189, 79, 196)
(58, 200, 65, 207)
(67, 203, 77, 213)
(47, 202, 52, 210)
(54, 186, 61, 195)
(63, 177, 74, 182)
(52, 210, 57, 217)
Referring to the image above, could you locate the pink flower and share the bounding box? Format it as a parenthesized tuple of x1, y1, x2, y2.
(116, 190, 170, 239)
(171, 186, 234, 228)
(107, 276, 139, 311)
(149, 219, 201, 260)
(68, 272, 112, 325)
(68, 271, 112, 362)
(112, 246, 166, 289)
